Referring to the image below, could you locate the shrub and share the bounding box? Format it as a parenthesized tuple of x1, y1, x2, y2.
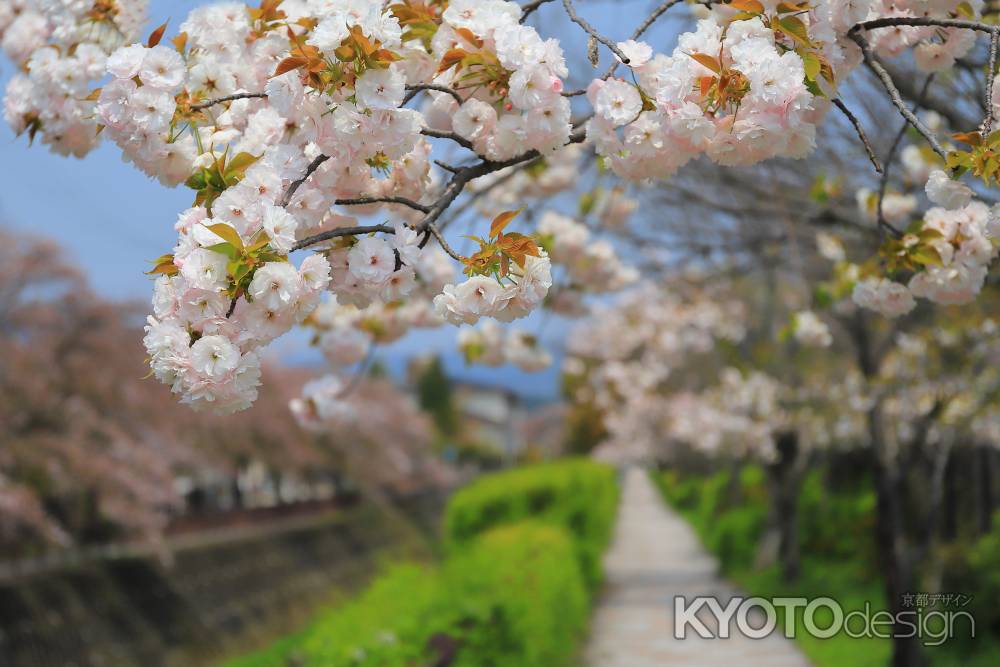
(229, 523, 589, 667)
(797, 470, 878, 568)
(443, 459, 618, 589)
(224, 461, 615, 667)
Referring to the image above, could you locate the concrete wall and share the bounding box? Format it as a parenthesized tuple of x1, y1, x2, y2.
(0, 492, 445, 667)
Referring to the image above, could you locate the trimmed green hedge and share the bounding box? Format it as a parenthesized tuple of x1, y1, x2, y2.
(289, 522, 587, 667)
(443, 459, 618, 588)
(223, 460, 618, 667)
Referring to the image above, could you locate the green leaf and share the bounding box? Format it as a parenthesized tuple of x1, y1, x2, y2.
(204, 223, 245, 250)
(801, 51, 820, 82)
(776, 16, 812, 47)
(185, 170, 207, 190)
(224, 152, 260, 181)
(912, 247, 942, 267)
(207, 242, 239, 259)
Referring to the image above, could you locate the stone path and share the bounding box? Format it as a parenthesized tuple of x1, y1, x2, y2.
(584, 468, 813, 667)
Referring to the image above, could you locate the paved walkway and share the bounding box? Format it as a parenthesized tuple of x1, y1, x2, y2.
(584, 468, 812, 667)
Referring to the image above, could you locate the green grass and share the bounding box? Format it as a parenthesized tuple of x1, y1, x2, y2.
(654, 466, 891, 667)
(651, 467, 1000, 667)
(223, 460, 618, 667)
(732, 560, 890, 667)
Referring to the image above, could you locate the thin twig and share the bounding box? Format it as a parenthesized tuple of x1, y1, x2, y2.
(338, 343, 378, 399)
(630, 0, 685, 41)
(849, 31, 947, 160)
(190, 92, 267, 112)
(521, 0, 557, 22)
(334, 196, 430, 214)
(426, 223, 464, 261)
(561, 0, 630, 64)
(421, 128, 476, 152)
(877, 76, 936, 239)
(832, 98, 883, 174)
(403, 84, 463, 107)
(280, 154, 330, 208)
(292, 224, 394, 252)
(562, 0, 685, 96)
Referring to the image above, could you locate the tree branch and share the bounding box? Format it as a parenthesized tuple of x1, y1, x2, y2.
(630, 0, 686, 41)
(832, 98, 883, 174)
(334, 196, 430, 214)
(986, 26, 999, 133)
(190, 92, 267, 112)
(292, 224, 394, 252)
(877, 76, 936, 240)
(849, 31, 948, 160)
(563, 0, 686, 96)
(403, 84, 463, 107)
(426, 223, 464, 261)
(520, 0, 556, 22)
(421, 128, 476, 152)
(280, 154, 330, 207)
(853, 16, 997, 36)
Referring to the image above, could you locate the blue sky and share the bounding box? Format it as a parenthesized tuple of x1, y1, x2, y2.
(0, 0, 686, 400)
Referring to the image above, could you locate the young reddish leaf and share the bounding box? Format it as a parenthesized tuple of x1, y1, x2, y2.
(728, 0, 764, 13)
(273, 56, 308, 77)
(438, 48, 468, 73)
(688, 52, 721, 73)
(172, 32, 188, 54)
(699, 75, 714, 97)
(952, 131, 983, 147)
(490, 209, 523, 238)
(454, 27, 483, 48)
(147, 21, 168, 48)
(776, 1, 810, 12)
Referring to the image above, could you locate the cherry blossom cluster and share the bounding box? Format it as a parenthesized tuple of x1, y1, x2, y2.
(433, 250, 553, 325)
(792, 310, 833, 348)
(864, 0, 982, 71)
(852, 170, 1000, 317)
(537, 211, 638, 294)
(424, 0, 571, 159)
(307, 255, 452, 366)
(457, 320, 552, 372)
(2, 0, 147, 156)
(565, 283, 748, 462)
(143, 203, 332, 414)
(4, 0, 1000, 421)
(585, 3, 838, 181)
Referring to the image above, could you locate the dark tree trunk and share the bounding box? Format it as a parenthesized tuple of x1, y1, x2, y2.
(942, 449, 957, 542)
(768, 431, 801, 583)
(847, 311, 923, 667)
(869, 403, 924, 667)
(979, 445, 995, 535)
